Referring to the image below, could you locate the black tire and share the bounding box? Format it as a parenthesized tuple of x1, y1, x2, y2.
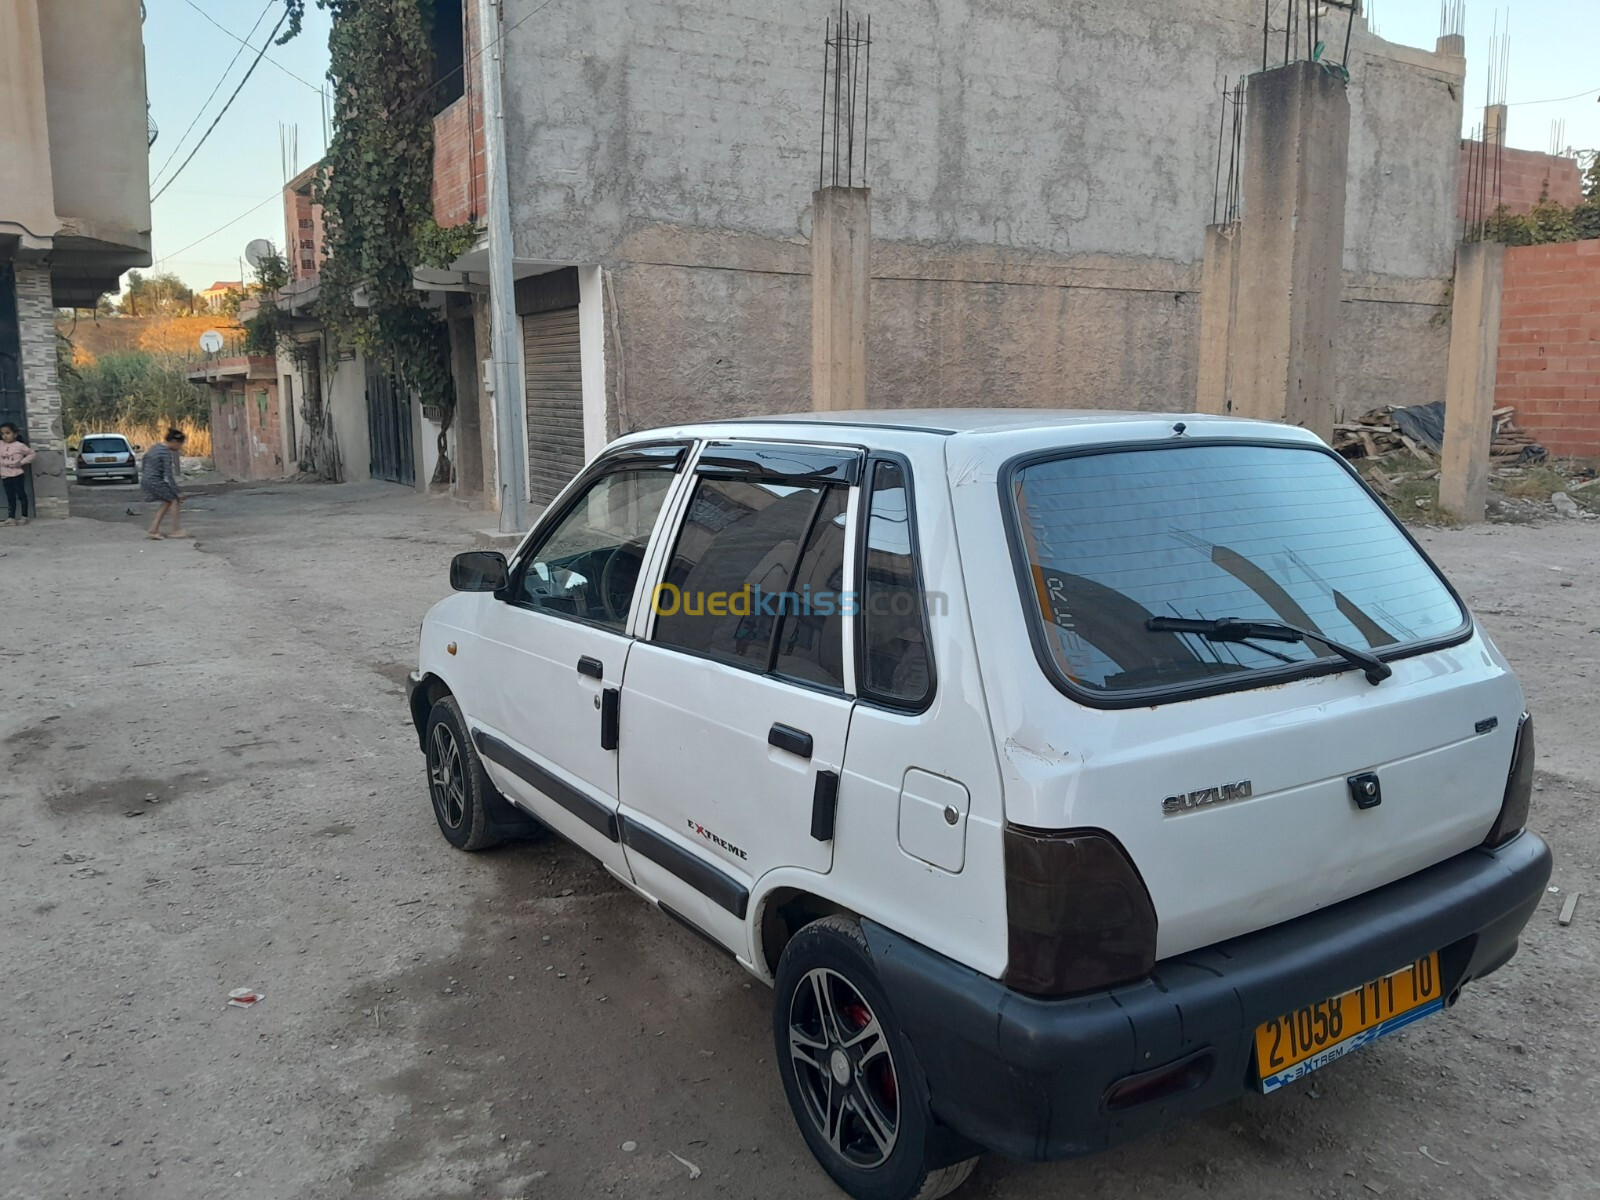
(773, 916, 979, 1200)
(423, 696, 502, 851)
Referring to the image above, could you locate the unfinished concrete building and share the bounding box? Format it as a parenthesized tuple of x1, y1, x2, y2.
(466, 0, 1466, 503)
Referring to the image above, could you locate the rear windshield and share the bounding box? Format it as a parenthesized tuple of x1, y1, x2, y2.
(1007, 442, 1467, 701)
(80, 437, 130, 454)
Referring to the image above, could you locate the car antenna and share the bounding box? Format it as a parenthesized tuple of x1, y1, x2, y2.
(1172, 421, 1188, 437)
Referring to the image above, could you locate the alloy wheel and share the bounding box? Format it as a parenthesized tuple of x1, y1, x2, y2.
(787, 967, 901, 1170)
(427, 723, 467, 831)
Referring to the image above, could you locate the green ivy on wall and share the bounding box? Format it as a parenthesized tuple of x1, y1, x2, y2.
(280, 0, 480, 416)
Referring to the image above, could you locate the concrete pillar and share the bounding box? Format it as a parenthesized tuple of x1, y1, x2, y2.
(1436, 34, 1466, 58)
(811, 186, 870, 412)
(1228, 62, 1351, 442)
(12, 263, 69, 519)
(1439, 242, 1505, 523)
(1483, 103, 1507, 150)
(1196, 223, 1240, 415)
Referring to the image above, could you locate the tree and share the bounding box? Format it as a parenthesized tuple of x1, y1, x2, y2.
(118, 271, 197, 317)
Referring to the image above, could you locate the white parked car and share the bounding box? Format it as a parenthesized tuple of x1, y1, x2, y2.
(408, 410, 1549, 1200)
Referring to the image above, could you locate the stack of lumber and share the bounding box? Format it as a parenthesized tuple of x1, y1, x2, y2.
(1333, 405, 1545, 464)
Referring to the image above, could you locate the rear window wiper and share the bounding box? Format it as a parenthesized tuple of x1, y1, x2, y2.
(1146, 616, 1393, 685)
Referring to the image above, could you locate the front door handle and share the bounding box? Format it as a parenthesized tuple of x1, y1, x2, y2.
(577, 655, 604, 679)
(600, 687, 620, 751)
(768, 723, 813, 759)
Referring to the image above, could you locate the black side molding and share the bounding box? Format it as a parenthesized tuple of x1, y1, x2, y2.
(768, 723, 814, 759)
(620, 817, 750, 919)
(811, 770, 840, 842)
(659, 902, 736, 958)
(472, 729, 619, 842)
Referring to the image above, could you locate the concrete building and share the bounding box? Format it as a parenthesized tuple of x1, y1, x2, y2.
(268, 0, 488, 499)
(1, 0, 152, 518)
(443, 0, 1470, 507)
(198, 280, 243, 313)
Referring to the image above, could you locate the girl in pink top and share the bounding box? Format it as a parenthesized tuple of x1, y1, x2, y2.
(0, 423, 36, 526)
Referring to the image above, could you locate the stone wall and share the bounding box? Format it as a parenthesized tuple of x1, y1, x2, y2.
(12, 263, 68, 519)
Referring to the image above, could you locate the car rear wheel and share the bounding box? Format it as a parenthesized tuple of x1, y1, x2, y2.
(773, 915, 978, 1200)
(424, 696, 502, 851)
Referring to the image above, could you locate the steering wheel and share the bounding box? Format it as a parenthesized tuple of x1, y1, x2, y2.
(599, 541, 646, 624)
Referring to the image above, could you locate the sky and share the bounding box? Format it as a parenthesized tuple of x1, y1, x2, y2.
(140, 0, 1599, 293)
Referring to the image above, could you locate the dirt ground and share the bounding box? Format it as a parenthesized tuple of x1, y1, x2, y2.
(1, 481, 1596, 1200)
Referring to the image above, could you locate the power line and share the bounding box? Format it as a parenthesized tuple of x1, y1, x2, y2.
(152, 0, 277, 185)
(154, 193, 280, 268)
(151, 5, 291, 202)
(154, 0, 565, 273)
(182, 0, 326, 97)
(1508, 85, 1600, 107)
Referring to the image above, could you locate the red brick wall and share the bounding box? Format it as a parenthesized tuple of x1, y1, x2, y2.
(1458, 141, 1584, 222)
(431, 0, 484, 229)
(282, 167, 326, 283)
(208, 379, 286, 480)
(1496, 240, 1600, 458)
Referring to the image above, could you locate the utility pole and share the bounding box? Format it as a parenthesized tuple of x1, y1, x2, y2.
(476, 0, 528, 533)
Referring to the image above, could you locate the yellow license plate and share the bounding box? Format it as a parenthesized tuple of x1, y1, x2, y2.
(1255, 952, 1443, 1093)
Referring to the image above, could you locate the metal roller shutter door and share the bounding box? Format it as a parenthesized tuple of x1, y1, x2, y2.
(522, 307, 585, 506)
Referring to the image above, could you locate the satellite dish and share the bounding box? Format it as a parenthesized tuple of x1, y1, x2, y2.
(244, 239, 275, 269)
(199, 329, 224, 354)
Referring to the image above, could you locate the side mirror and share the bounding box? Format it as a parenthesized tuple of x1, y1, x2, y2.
(450, 550, 509, 593)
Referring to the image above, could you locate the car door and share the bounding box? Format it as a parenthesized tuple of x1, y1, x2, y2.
(462, 444, 687, 877)
(617, 442, 862, 955)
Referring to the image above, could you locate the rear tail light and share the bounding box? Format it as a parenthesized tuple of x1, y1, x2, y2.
(1484, 712, 1534, 848)
(1002, 825, 1158, 997)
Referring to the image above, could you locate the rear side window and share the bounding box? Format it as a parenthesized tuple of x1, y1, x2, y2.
(655, 477, 836, 672)
(858, 460, 934, 707)
(772, 486, 849, 690)
(1007, 443, 1467, 701)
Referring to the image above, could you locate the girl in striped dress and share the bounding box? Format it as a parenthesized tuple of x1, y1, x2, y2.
(141, 428, 190, 539)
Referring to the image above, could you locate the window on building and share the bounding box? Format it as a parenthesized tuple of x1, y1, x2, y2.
(430, 0, 466, 112)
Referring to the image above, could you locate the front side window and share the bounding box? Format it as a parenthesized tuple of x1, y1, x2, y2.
(515, 467, 676, 630)
(1008, 443, 1467, 701)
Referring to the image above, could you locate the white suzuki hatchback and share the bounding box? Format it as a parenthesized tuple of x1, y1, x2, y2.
(408, 411, 1549, 1200)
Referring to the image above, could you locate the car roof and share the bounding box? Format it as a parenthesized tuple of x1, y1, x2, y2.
(79, 432, 132, 441)
(613, 409, 1322, 451)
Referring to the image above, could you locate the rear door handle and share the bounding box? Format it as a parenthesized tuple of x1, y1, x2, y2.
(768, 724, 813, 759)
(577, 655, 604, 679)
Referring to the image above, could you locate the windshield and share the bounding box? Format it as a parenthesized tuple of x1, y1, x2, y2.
(81, 437, 130, 454)
(1007, 442, 1467, 699)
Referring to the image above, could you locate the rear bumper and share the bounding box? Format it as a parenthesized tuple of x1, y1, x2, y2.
(863, 831, 1551, 1161)
(76, 462, 138, 478)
